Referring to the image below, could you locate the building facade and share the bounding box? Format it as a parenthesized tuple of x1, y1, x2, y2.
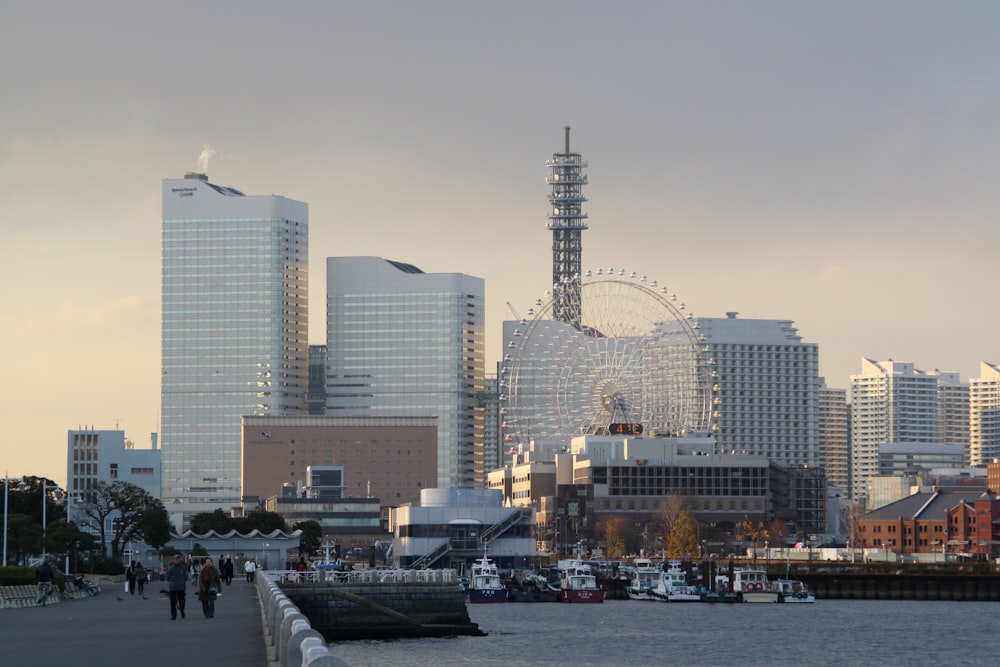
(66, 428, 162, 555)
(161, 172, 308, 526)
(818, 380, 849, 490)
(242, 415, 438, 509)
(970, 362, 1000, 467)
(856, 489, 1000, 559)
(695, 313, 820, 468)
(324, 256, 485, 490)
(850, 360, 940, 504)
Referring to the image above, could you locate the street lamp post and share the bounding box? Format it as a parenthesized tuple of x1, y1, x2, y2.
(3, 472, 26, 566)
(39, 479, 64, 560)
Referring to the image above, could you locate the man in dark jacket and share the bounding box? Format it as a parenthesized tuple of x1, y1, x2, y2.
(35, 559, 54, 606)
(166, 553, 188, 619)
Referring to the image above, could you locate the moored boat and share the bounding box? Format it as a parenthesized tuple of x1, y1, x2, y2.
(625, 558, 660, 601)
(466, 555, 508, 603)
(505, 570, 561, 602)
(650, 561, 700, 602)
(732, 568, 779, 603)
(774, 578, 816, 603)
(557, 559, 605, 603)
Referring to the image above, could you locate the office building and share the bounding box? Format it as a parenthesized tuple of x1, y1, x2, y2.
(161, 172, 308, 526)
(325, 256, 485, 490)
(696, 313, 820, 467)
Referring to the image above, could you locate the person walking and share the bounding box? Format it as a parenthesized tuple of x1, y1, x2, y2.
(166, 553, 188, 620)
(222, 557, 234, 587)
(35, 559, 54, 606)
(134, 561, 147, 596)
(197, 557, 223, 619)
(126, 561, 137, 595)
(244, 558, 256, 583)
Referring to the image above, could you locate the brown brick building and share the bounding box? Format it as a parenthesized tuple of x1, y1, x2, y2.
(857, 489, 1000, 559)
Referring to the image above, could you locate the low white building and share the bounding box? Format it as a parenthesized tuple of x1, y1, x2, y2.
(388, 488, 540, 572)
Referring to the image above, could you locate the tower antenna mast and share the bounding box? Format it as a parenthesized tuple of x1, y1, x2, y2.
(546, 126, 588, 327)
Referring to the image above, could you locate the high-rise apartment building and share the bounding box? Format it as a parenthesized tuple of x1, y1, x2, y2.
(849, 359, 939, 503)
(970, 362, 1000, 466)
(161, 173, 308, 526)
(324, 256, 485, 490)
(695, 313, 820, 467)
(937, 371, 970, 455)
(818, 380, 849, 490)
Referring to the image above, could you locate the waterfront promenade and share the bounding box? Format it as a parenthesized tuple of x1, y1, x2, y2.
(0, 578, 275, 667)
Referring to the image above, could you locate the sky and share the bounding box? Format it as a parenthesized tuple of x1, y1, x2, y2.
(2, 1, 998, 487)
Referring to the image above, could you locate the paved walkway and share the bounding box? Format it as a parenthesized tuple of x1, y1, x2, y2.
(0, 577, 275, 667)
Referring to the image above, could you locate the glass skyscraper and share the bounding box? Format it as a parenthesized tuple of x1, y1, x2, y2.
(161, 173, 308, 526)
(325, 256, 485, 490)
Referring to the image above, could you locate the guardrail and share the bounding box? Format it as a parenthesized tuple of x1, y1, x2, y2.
(263, 568, 458, 585)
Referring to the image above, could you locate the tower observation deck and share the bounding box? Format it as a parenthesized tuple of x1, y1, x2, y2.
(546, 126, 589, 327)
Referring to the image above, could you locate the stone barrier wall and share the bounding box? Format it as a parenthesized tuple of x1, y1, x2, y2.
(255, 571, 349, 667)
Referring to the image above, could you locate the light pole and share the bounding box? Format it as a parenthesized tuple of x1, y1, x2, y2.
(3, 473, 26, 566)
(39, 479, 64, 560)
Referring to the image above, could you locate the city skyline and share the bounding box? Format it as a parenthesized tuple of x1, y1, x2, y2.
(3, 2, 999, 485)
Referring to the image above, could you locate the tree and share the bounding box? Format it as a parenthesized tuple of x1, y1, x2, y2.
(652, 495, 689, 551)
(137, 505, 173, 550)
(666, 510, 698, 559)
(235, 510, 288, 534)
(292, 520, 322, 557)
(75, 481, 166, 559)
(45, 520, 98, 573)
(599, 518, 626, 561)
(3, 514, 41, 566)
(190, 509, 234, 534)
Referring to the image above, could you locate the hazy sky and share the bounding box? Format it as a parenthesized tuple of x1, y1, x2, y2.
(3, 1, 998, 486)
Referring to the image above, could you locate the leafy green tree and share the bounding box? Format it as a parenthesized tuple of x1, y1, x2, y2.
(292, 520, 322, 557)
(666, 510, 698, 559)
(190, 509, 234, 534)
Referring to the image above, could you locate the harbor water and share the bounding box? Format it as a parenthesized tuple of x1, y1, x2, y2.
(329, 599, 1000, 667)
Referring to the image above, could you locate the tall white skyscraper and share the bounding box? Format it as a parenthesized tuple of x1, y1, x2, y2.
(161, 173, 308, 526)
(325, 256, 485, 490)
(970, 362, 1000, 466)
(849, 359, 939, 503)
(696, 313, 820, 467)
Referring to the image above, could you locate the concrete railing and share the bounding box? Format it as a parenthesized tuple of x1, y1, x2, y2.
(255, 571, 348, 667)
(266, 568, 458, 586)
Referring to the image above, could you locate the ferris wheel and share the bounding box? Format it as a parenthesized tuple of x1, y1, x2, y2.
(501, 269, 716, 447)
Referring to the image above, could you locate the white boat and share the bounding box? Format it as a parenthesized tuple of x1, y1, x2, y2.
(466, 555, 507, 603)
(732, 568, 779, 603)
(650, 561, 701, 602)
(625, 558, 660, 601)
(774, 578, 816, 603)
(556, 559, 605, 603)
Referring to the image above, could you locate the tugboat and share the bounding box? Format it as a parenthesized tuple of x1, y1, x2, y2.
(466, 554, 508, 603)
(625, 558, 660, 601)
(557, 559, 606, 603)
(650, 561, 700, 602)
